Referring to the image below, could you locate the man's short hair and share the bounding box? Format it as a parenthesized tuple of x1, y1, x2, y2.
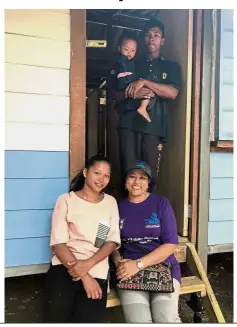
(143, 19, 165, 38)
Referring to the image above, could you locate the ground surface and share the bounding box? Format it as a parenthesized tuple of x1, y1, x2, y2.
(5, 253, 233, 323)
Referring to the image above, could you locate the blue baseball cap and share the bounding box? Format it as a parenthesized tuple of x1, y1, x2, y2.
(126, 161, 152, 179)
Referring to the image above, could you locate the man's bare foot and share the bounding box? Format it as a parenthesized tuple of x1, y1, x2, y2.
(137, 107, 151, 122)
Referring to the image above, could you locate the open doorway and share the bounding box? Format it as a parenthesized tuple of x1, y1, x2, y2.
(85, 10, 193, 237)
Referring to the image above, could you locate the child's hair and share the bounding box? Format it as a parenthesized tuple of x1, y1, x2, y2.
(117, 31, 138, 49)
(69, 155, 111, 192)
(143, 19, 165, 38)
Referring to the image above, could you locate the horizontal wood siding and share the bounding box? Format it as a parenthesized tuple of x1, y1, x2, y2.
(5, 10, 70, 41)
(5, 34, 70, 69)
(208, 221, 233, 245)
(218, 9, 233, 140)
(5, 238, 51, 267)
(5, 64, 69, 96)
(5, 151, 69, 178)
(5, 93, 69, 125)
(208, 152, 233, 246)
(5, 178, 69, 211)
(5, 122, 69, 151)
(5, 9, 70, 269)
(5, 210, 52, 239)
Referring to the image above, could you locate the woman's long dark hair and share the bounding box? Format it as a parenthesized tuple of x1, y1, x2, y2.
(69, 155, 111, 193)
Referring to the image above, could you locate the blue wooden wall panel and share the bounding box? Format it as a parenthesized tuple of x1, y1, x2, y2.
(210, 178, 233, 200)
(5, 150, 69, 178)
(5, 237, 52, 267)
(210, 153, 233, 178)
(208, 221, 233, 245)
(5, 210, 52, 239)
(209, 199, 233, 222)
(5, 178, 69, 210)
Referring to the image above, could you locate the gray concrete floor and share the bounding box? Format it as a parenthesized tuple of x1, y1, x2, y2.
(5, 253, 233, 323)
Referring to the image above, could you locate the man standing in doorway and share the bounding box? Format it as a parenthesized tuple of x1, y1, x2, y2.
(111, 20, 181, 192)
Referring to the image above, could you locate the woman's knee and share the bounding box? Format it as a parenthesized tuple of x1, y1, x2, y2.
(122, 303, 153, 323)
(152, 306, 181, 323)
(151, 280, 181, 323)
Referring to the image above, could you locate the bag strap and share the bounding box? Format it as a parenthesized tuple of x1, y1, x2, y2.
(126, 241, 150, 255)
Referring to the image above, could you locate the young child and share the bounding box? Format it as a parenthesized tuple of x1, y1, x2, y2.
(115, 33, 155, 123)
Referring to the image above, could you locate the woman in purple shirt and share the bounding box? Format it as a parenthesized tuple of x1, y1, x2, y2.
(112, 161, 181, 323)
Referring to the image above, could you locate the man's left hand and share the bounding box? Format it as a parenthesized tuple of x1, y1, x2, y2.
(116, 259, 139, 281)
(126, 80, 145, 98)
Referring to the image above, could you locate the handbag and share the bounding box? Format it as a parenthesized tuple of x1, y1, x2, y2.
(117, 242, 174, 293)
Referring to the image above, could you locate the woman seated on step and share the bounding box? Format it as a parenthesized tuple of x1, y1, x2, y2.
(112, 161, 181, 323)
(44, 155, 120, 323)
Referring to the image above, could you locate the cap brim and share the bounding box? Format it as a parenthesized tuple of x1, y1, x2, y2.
(126, 167, 151, 180)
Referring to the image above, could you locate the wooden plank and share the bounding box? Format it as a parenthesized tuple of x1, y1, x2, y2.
(5, 122, 69, 151)
(5, 93, 69, 125)
(178, 235, 189, 243)
(5, 9, 70, 41)
(217, 111, 233, 140)
(208, 221, 233, 245)
(209, 199, 233, 222)
(174, 244, 186, 263)
(210, 10, 218, 141)
(210, 152, 233, 177)
(5, 34, 70, 69)
(180, 276, 206, 296)
(210, 145, 233, 153)
(186, 242, 225, 323)
(197, 10, 212, 271)
(106, 276, 206, 308)
(5, 210, 52, 239)
(189, 10, 202, 243)
(5, 178, 69, 210)
(86, 89, 99, 160)
(208, 243, 233, 254)
(210, 178, 233, 199)
(48, 9, 70, 15)
(5, 237, 51, 267)
(70, 10, 86, 180)
(107, 289, 121, 308)
(220, 86, 233, 110)
(221, 9, 233, 29)
(157, 10, 193, 237)
(5, 263, 50, 278)
(222, 58, 233, 84)
(5, 151, 69, 178)
(5, 63, 69, 96)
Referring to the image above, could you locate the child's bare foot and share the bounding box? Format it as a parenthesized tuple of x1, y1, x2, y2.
(137, 106, 151, 122)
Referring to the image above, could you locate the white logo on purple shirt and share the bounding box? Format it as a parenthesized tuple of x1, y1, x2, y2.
(144, 213, 160, 228)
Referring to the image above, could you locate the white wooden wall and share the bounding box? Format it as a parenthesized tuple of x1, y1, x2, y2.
(5, 9, 71, 270)
(5, 9, 70, 151)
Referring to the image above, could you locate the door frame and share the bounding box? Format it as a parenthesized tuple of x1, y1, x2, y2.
(70, 9, 86, 181)
(69, 10, 210, 270)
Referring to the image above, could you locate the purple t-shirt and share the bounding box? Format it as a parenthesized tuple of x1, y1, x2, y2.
(118, 193, 181, 284)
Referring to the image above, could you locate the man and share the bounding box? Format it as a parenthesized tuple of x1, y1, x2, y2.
(110, 19, 181, 192)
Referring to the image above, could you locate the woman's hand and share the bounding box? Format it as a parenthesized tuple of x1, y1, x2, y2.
(67, 259, 92, 281)
(125, 80, 145, 98)
(81, 274, 103, 299)
(116, 259, 139, 281)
